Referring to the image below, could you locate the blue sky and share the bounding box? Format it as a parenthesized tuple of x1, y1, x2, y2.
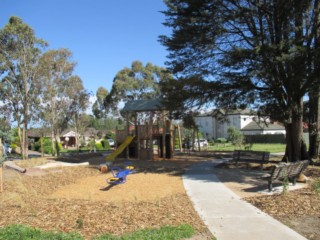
(0, 0, 170, 96)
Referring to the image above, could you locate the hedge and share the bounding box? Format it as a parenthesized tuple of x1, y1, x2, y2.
(245, 134, 285, 144)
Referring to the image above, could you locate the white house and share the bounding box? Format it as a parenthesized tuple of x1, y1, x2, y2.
(240, 121, 286, 135)
(195, 109, 285, 140)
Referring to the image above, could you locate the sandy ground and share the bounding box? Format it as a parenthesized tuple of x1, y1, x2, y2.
(0, 157, 213, 239)
(1, 152, 319, 240)
(212, 166, 307, 198)
(49, 172, 184, 202)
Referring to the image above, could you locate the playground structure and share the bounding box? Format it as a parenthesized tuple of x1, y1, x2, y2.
(106, 161, 135, 185)
(105, 136, 135, 162)
(114, 99, 179, 161)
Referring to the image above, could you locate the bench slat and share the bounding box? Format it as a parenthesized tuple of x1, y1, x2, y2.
(265, 160, 309, 191)
(233, 150, 270, 168)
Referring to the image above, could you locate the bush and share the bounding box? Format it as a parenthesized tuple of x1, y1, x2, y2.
(95, 142, 103, 151)
(227, 127, 244, 146)
(10, 143, 18, 152)
(34, 138, 62, 154)
(216, 138, 227, 143)
(245, 134, 285, 144)
(101, 139, 110, 149)
(174, 137, 180, 149)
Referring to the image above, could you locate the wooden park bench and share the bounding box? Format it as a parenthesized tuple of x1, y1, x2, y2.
(233, 150, 270, 168)
(262, 160, 309, 191)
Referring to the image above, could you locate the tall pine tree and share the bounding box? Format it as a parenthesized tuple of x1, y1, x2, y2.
(160, 0, 320, 162)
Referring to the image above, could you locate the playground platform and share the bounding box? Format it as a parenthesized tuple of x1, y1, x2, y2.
(183, 160, 308, 240)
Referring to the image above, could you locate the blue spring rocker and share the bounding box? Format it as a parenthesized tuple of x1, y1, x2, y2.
(106, 162, 135, 185)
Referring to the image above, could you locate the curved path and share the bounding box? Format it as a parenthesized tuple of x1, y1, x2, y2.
(183, 160, 307, 240)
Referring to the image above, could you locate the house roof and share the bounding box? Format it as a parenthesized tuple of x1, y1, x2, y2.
(62, 128, 108, 137)
(241, 121, 285, 131)
(121, 99, 166, 113)
(197, 109, 256, 117)
(212, 108, 255, 116)
(27, 128, 51, 138)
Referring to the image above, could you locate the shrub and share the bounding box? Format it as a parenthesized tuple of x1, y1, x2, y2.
(10, 143, 18, 152)
(95, 142, 103, 151)
(101, 139, 110, 149)
(245, 134, 285, 144)
(227, 127, 244, 146)
(35, 138, 62, 154)
(174, 137, 180, 149)
(216, 138, 227, 143)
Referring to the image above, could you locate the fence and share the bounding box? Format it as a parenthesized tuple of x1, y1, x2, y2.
(245, 134, 285, 144)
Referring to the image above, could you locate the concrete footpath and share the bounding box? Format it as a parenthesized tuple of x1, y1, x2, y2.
(183, 161, 308, 240)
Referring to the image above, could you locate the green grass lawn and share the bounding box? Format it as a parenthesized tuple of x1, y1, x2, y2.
(207, 143, 286, 153)
(0, 224, 202, 240)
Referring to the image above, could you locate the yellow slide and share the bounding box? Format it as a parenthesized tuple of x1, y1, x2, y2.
(106, 136, 135, 162)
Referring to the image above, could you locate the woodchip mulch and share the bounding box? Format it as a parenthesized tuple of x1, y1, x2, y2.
(0, 156, 211, 239)
(1, 152, 319, 240)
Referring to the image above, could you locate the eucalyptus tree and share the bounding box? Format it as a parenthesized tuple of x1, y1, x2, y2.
(0, 16, 47, 158)
(92, 86, 108, 119)
(37, 48, 76, 155)
(105, 60, 173, 111)
(65, 75, 90, 150)
(160, 0, 320, 162)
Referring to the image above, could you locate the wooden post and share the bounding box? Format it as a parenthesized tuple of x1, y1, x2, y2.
(173, 125, 177, 154)
(157, 117, 160, 157)
(169, 119, 174, 158)
(0, 138, 3, 193)
(0, 167, 2, 193)
(135, 115, 140, 161)
(177, 125, 183, 153)
(162, 111, 166, 160)
(126, 112, 130, 159)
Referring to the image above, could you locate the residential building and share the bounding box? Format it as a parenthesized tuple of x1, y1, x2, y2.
(195, 109, 285, 140)
(241, 121, 286, 135)
(27, 127, 109, 148)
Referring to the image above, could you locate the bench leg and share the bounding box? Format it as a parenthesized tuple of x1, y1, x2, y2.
(292, 177, 297, 186)
(268, 180, 273, 192)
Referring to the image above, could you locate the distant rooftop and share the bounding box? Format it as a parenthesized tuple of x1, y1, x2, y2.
(197, 108, 256, 117)
(241, 121, 285, 131)
(121, 99, 166, 112)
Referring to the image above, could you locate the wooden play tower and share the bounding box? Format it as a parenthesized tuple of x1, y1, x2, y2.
(116, 99, 174, 161)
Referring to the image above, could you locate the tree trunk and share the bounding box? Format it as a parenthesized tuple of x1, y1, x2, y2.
(22, 122, 28, 160)
(191, 128, 195, 151)
(284, 99, 304, 162)
(74, 119, 80, 150)
(308, 89, 320, 159)
(196, 128, 200, 151)
(0, 139, 3, 193)
(51, 130, 56, 156)
(17, 126, 23, 157)
(308, 6, 320, 159)
(40, 137, 44, 157)
(55, 138, 60, 156)
(0, 139, 3, 159)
